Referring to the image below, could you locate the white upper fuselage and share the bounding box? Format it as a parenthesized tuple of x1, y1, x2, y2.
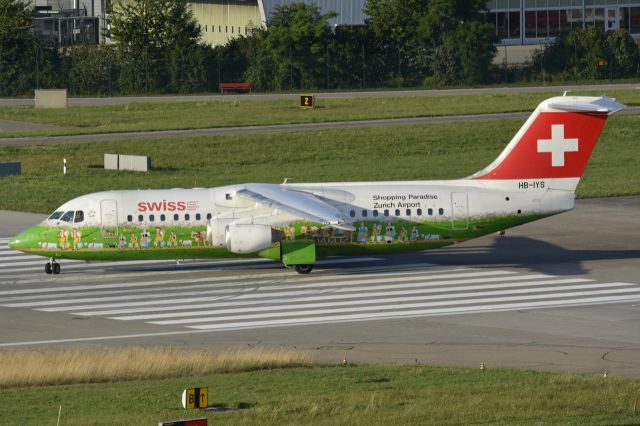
(44, 177, 575, 231)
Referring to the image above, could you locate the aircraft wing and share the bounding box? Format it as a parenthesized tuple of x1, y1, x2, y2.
(237, 184, 355, 231)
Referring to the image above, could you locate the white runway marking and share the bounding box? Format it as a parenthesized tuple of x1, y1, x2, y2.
(1, 241, 640, 341)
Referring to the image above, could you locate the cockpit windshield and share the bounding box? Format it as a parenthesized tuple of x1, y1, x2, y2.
(48, 211, 64, 220)
(74, 210, 84, 223)
(60, 211, 75, 222)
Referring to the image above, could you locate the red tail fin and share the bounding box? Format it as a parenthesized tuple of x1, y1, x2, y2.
(471, 96, 624, 181)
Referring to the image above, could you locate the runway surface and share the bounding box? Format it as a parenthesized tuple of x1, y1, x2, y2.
(1, 197, 639, 376)
(2, 245, 638, 336)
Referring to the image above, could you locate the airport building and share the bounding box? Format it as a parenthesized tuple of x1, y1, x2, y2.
(30, 0, 102, 46)
(485, 1, 640, 45)
(28, 0, 640, 48)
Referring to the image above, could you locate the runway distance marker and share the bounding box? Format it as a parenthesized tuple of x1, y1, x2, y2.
(182, 387, 208, 409)
(300, 94, 315, 109)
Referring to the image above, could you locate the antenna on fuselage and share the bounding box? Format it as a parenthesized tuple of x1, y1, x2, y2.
(283, 178, 289, 184)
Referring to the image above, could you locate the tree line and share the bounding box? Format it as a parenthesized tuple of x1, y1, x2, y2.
(1, 0, 639, 97)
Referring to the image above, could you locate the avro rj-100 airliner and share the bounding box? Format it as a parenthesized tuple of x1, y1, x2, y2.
(9, 95, 624, 274)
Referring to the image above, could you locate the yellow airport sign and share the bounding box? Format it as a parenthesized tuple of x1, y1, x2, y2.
(300, 94, 315, 109)
(182, 387, 208, 409)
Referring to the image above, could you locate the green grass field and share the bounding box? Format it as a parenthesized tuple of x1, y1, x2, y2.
(0, 115, 637, 213)
(3, 363, 640, 425)
(0, 89, 638, 138)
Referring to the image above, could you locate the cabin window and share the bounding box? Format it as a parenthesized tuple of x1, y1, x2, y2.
(395, 209, 400, 216)
(417, 208, 422, 216)
(225, 193, 232, 200)
(185, 213, 190, 221)
(196, 213, 201, 220)
(138, 214, 143, 222)
(428, 208, 433, 216)
(174, 214, 179, 221)
(74, 210, 84, 223)
(160, 214, 166, 222)
(48, 211, 64, 220)
(207, 213, 212, 220)
(406, 209, 411, 216)
(127, 215, 133, 222)
(60, 211, 74, 222)
(384, 209, 389, 217)
(438, 208, 444, 215)
(362, 210, 368, 217)
(350, 210, 355, 218)
(149, 214, 155, 222)
(373, 210, 379, 217)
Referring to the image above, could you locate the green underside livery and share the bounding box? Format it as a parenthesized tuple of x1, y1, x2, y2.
(14, 214, 549, 262)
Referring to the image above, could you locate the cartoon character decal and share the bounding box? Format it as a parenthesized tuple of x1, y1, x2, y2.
(191, 231, 207, 246)
(371, 223, 381, 242)
(411, 226, 420, 241)
(154, 227, 165, 247)
(129, 233, 139, 249)
(58, 229, 69, 249)
(140, 229, 151, 249)
(168, 231, 178, 247)
(384, 223, 395, 243)
(284, 225, 295, 240)
(356, 223, 368, 243)
(71, 228, 82, 250)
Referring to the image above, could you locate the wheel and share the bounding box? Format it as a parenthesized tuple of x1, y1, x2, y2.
(45, 263, 53, 274)
(52, 263, 61, 274)
(294, 264, 313, 274)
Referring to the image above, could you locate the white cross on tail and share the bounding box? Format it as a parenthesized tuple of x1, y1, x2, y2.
(537, 124, 579, 167)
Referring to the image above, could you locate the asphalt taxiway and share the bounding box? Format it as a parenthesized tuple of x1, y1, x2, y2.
(1, 197, 639, 377)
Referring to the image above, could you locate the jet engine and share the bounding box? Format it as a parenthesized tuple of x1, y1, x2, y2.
(225, 223, 283, 254)
(207, 218, 233, 247)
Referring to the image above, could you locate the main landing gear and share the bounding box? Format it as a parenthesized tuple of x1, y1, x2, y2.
(45, 258, 61, 275)
(293, 264, 313, 274)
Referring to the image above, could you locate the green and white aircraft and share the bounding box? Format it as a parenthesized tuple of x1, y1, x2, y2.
(9, 95, 624, 274)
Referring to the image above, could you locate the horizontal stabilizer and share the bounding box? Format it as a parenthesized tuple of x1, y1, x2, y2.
(548, 97, 624, 114)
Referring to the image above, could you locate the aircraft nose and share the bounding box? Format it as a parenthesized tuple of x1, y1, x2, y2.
(8, 227, 43, 252)
(8, 231, 27, 250)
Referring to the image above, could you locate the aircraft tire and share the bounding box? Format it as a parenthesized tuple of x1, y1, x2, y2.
(294, 264, 313, 274)
(45, 263, 53, 274)
(52, 263, 61, 274)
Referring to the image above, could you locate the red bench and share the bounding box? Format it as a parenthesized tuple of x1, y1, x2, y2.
(219, 82, 252, 93)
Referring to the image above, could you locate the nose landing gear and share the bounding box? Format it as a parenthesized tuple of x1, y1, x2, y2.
(45, 259, 61, 274)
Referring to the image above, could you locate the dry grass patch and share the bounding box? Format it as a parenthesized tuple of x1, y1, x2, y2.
(0, 346, 312, 388)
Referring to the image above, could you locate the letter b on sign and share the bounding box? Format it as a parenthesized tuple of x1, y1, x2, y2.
(182, 387, 208, 409)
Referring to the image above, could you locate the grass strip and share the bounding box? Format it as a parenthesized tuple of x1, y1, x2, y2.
(0, 346, 311, 388)
(0, 116, 637, 214)
(0, 89, 638, 138)
(1, 354, 639, 425)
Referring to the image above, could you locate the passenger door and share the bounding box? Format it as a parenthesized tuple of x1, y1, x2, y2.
(100, 199, 118, 238)
(451, 192, 469, 230)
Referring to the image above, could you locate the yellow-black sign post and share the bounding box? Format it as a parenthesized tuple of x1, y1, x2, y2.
(300, 94, 315, 109)
(182, 387, 208, 409)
